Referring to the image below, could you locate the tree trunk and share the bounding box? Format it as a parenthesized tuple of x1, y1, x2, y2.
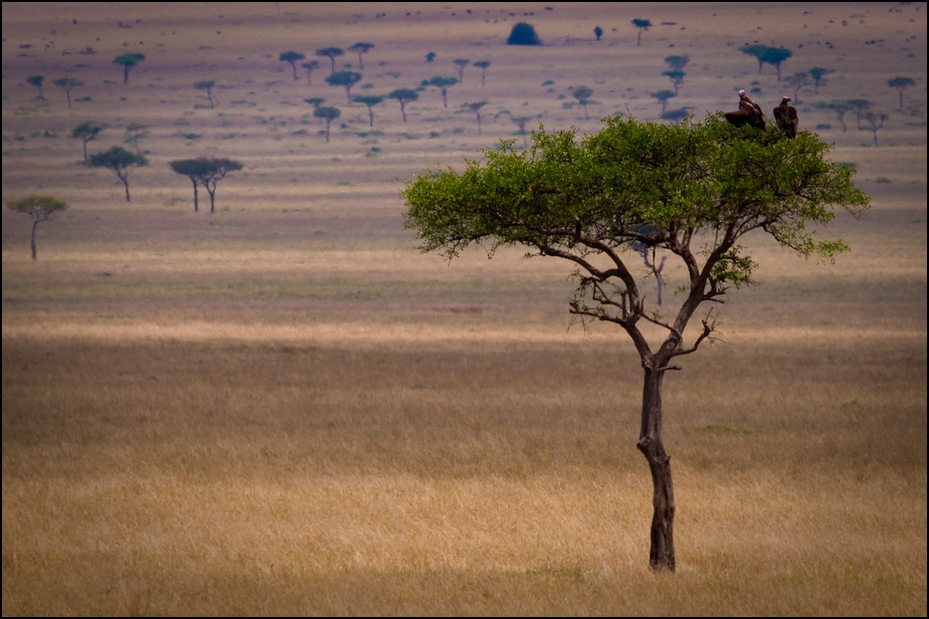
(30, 220, 39, 261)
(636, 364, 676, 572)
(190, 177, 199, 212)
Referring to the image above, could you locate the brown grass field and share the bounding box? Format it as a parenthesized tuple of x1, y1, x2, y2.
(2, 2, 926, 615)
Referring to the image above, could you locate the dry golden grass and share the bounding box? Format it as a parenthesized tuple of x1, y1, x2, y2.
(3, 2, 926, 615)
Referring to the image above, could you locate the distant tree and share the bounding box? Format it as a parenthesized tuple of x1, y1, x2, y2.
(314, 106, 341, 143)
(572, 86, 594, 120)
(348, 42, 375, 71)
(631, 19, 652, 47)
(740, 45, 792, 80)
(71, 120, 103, 161)
(301, 60, 320, 87)
(279, 51, 305, 81)
(808, 66, 833, 94)
(26, 75, 45, 99)
(594, 26, 603, 41)
(88, 146, 148, 202)
(507, 22, 542, 46)
(169, 158, 207, 212)
(304, 97, 325, 109)
(326, 70, 362, 104)
(510, 115, 534, 146)
(194, 158, 243, 213)
(464, 101, 488, 133)
(194, 79, 217, 108)
(473, 60, 491, 87)
(651, 90, 677, 114)
(453, 59, 470, 83)
(426, 76, 458, 108)
(664, 55, 690, 71)
(354, 94, 385, 128)
(783, 72, 810, 103)
(888, 77, 916, 109)
(863, 111, 887, 146)
(113, 52, 145, 85)
(426, 52, 437, 63)
(388, 88, 418, 122)
(847, 99, 871, 129)
(818, 100, 852, 133)
(316, 47, 344, 73)
(662, 70, 685, 95)
(6, 195, 68, 261)
(52, 77, 82, 109)
(124, 122, 148, 156)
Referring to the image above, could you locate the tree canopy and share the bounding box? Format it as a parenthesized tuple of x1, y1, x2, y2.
(113, 52, 145, 84)
(404, 114, 869, 571)
(7, 195, 68, 260)
(89, 146, 148, 202)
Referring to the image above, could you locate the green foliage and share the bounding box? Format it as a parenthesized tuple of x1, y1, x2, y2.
(88, 146, 148, 202)
(279, 51, 305, 80)
(404, 114, 869, 328)
(113, 52, 145, 84)
(7, 195, 69, 260)
(740, 45, 792, 79)
(325, 71, 362, 103)
(507, 22, 542, 46)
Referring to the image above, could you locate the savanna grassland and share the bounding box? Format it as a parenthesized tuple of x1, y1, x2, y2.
(2, 2, 926, 615)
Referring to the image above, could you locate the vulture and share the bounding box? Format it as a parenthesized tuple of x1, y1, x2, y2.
(773, 96, 799, 138)
(725, 89, 765, 129)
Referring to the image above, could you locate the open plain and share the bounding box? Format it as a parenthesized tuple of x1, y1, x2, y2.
(2, 2, 926, 615)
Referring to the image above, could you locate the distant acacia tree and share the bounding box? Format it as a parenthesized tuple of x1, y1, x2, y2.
(326, 71, 362, 104)
(426, 76, 458, 108)
(124, 122, 148, 156)
(279, 51, 306, 81)
(388, 88, 418, 122)
(304, 97, 325, 110)
(88, 146, 148, 202)
(113, 53, 145, 85)
(594, 26, 603, 41)
(314, 106, 341, 143)
(426, 51, 436, 63)
(888, 77, 916, 109)
(348, 42, 375, 71)
(571, 86, 594, 120)
(453, 59, 470, 83)
(817, 100, 852, 133)
(27, 75, 45, 99)
(473, 60, 491, 87)
(71, 120, 103, 161)
(195, 158, 243, 213)
(651, 90, 676, 114)
(664, 55, 690, 71)
(6, 195, 68, 261)
(631, 19, 651, 47)
(316, 47, 345, 73)
(507, 22, 542, 46)
(663, 70, 685, 95)
(53, 77, 82, 109)
(740, 45, 792, 80)
(847, 99, 871, 129)
(863, 111, 887, 146)
(354, 94, 384, 128)
(783, 72, 810, 103)
(169, 159, 206, 212)
(194, 79, 217, 108)
(301, 60, 320, 86)
(808, 66, 833, 94)
(464, 101, 488, 133)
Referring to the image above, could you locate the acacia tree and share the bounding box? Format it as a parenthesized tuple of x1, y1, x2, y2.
(279, 51, 305, 81)
(473, 60, 491, 87)
(113, 53, 145, 85)
(571, 86, 594, 121)
(403, 114, 869, 572)
(388, 88, 418, 122)
(888, 77, 915, 109)
(453, 58, 470, 84)
(194, 79, 218, 108)
(6, 195, 68, 261)
(316, 47, 344, 73)
(740, 45, 792, 80)
(348, 42, 375, 71)
(301, 60, 320, 87)
(631, 19, 651, 47)
(27, 75, 45, 99)
(326, 70, 362, 104)
(354, 95, 384, 128)
(169, 158, 206, 212)
(808, 66, 833, 94)
(89, 146, 148, 202)
(464, 101, 488, 133)
(71, 120, 103, 161)
(314, 106, 341, 143)
(53, 77, 82, 109)
(194, 158, 243, 213)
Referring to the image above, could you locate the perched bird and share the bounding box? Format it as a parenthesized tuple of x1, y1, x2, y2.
(725, 89, 765, 129)
(773, 96, 799, 138)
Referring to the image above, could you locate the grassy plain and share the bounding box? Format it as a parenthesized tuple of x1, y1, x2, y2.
(2, 2, 927, 615)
